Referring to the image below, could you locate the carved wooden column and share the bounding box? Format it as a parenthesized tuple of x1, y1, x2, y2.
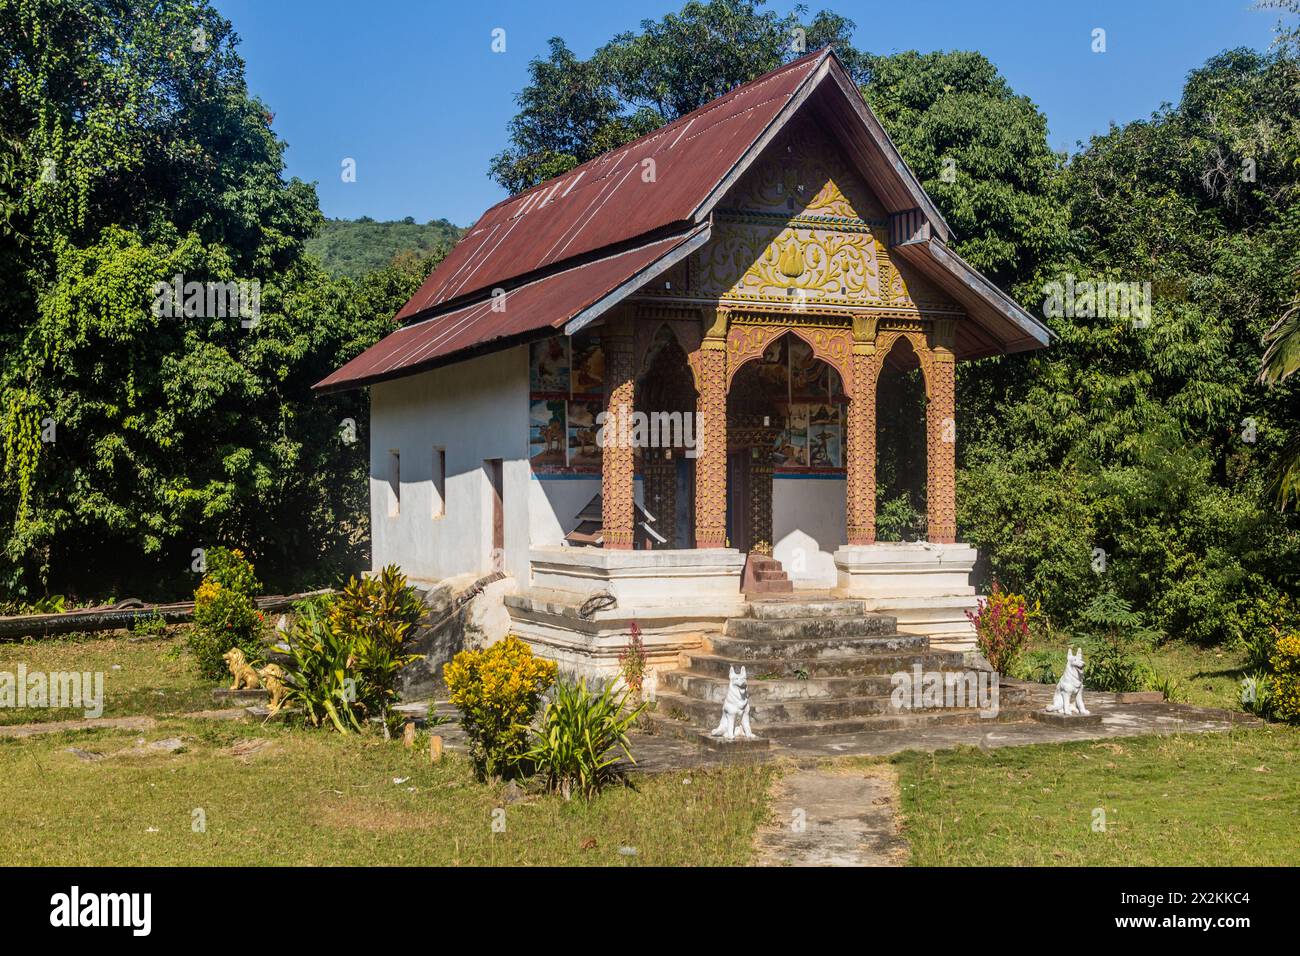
(926, 319, 957, 544)
(689, 308, 728, 548)
(751, 455, 774, 555)
(846, 317, 879, 545)
(600, 318, 636, 549)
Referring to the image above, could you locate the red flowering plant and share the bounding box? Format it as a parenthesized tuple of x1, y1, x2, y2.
(618, 621, 648, 697)
(966, 582, 1039, 675)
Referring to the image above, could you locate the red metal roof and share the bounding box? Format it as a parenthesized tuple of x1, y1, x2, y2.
(313, 230, 703, 393)
(315, 47, 1047, 393)
(393, 50, 829, 322)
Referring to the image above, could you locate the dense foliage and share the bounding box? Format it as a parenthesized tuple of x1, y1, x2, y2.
(966, 583, 1037, 675)
(280, 565, 423, 734)
(2, 0, 1298, 659)
(489, 0, 1300, 647)
(0, 0, 437, 600)
(522, 679, 643, 800)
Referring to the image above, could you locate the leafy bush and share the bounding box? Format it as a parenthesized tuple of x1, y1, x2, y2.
(1083, 636, 1152, 693)
(522, 679, 643, 800)
(1080, 590, 1162, 645)
(188, 547, 264, 680)
(0, 594, 66, 615)
(444, 636, 557, 781)
(1268, 633, 1300, 724)
(876, 494, 925, 542)
(130, 610, 168, 638)
(1011, 647, 1060, 684)
(281, 602, 357, 732)
(1073, 590, 1160, 692)
(967, 582, 1038, 674)
(1237, 592, 1299, 671)
(281, 565, 423, 735)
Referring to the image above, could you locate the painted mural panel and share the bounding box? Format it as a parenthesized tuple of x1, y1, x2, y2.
(530, 331, 604, 474)
(530, 337, 569, 394)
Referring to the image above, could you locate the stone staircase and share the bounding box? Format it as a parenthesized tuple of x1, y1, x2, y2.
(648, 598, 1033, 740)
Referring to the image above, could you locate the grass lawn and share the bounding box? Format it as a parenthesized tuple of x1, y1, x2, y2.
(890, 726, 1300, 866)
(0, 717, 774, 866)
(0, 630, 215, 725)
(1018, 636, 1253, 710)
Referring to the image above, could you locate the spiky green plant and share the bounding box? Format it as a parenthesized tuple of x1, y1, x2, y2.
(521, 679, 643, 800)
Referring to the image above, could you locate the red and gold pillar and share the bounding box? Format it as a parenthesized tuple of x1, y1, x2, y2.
(600, 318, 636, 549)
(926, 320, 957, 544)
(690, 308, 728, 548)
(845, 318, 878, 545)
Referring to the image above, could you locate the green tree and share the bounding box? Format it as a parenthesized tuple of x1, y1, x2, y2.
(0, 0, 435, 598)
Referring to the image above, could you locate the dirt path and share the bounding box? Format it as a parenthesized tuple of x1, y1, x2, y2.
(0, 715, 157, 738)
(755, 764, 908, 866)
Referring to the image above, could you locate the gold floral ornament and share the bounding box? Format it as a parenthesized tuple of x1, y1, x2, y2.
(777, 239, 804, 279)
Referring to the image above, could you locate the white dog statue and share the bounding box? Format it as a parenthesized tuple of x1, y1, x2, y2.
(710, 665, 755, 740)
(1046, 647, 1090, 716)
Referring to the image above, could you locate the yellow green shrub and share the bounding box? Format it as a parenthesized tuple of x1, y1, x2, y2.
(444, 636, 557, 780)
(1268, 633, 1300, 724)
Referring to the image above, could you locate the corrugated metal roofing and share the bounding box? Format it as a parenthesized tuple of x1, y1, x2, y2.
(394, 50, 829, 322)
(315, 47, 1049, 393)
(313, 230, 704, 393)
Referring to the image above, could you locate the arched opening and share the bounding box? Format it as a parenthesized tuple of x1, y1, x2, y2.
(875, 336, 928, 541)
(726, 332, 844, 559)
(635, 325, 696, 548)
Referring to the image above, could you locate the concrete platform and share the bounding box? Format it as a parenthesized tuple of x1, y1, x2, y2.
(627, 680, 1262, 771)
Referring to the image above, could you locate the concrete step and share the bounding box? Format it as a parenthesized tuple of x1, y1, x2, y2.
(648, 691, 1033, 739)
(708, 632, 927, 660)
(649, 687, 1022, 725)
(673, 671, 1029, 708)
(746, 599, 870, 620)
(664, 669, 917, 702)
(724, 614, 898, 641)
(684, 650, 968, 680)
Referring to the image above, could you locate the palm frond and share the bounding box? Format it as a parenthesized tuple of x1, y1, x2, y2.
(1259, 297, 1300, 384)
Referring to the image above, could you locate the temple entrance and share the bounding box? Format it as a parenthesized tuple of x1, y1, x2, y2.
(875, 336, 928, 541)
(725, 331, 843, 575)
(636, 325, 696, 548)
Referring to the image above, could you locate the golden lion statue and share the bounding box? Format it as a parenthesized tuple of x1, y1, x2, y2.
(258, 663, 289, 715)
(223, 647, 262, 691)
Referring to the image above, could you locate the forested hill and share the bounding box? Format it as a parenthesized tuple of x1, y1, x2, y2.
(306, 217, 464, 278)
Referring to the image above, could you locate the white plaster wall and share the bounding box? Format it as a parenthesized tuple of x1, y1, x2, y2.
(369, 346, 531, 585)
(529, 476, 646, 545)
(772, 475, 845, 588)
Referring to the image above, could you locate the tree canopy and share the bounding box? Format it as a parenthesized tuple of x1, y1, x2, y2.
(0, 0, 435, 598)
(489, 0, 1300, 644)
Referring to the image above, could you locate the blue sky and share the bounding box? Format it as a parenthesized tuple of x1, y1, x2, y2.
(211, 0, 1284, 226)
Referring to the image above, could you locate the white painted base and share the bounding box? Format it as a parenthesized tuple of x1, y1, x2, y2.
(529, 545, 745, 605)
(506, 588, 731, 681)
(833, 542, 980, 650)
(514, 546, 746, 681)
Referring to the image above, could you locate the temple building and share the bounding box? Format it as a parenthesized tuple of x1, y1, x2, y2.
(315, 49, 1050, 680)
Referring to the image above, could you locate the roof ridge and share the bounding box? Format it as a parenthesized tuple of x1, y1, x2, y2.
(481, 47, 833, 217)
